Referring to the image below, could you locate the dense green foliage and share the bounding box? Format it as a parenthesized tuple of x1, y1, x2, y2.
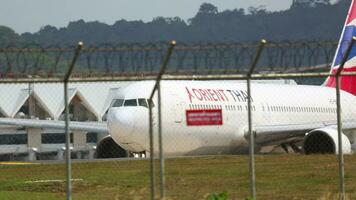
(0, 0, 352, 47)
(0, 26, 23, 47)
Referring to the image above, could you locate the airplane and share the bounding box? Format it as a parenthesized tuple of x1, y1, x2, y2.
(105, 0, 356, 156)
(106, 79, 355, 156)
(2, 0, 356, 158)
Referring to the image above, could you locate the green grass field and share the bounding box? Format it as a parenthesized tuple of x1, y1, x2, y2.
(0, 155, 355, 200)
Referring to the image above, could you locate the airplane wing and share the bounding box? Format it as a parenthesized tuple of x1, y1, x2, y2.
(253, 120, 356, 146)
(0, 118, 108, 133)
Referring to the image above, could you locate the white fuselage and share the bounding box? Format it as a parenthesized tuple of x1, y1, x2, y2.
(107, 81, 356, 156)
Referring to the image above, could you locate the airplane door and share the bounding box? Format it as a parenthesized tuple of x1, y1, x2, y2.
(262, 103, 271, 123)
(172, 94, 183, 123)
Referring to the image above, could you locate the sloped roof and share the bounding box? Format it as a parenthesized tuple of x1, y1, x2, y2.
(12, 88, 30, 117)
(0, 84, 28, 117)
(33, 83, 73, 119)
(71, 82, 130, 119)
(0, 82, 130, 120)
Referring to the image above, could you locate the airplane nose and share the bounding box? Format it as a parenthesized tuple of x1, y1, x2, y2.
(108, 109, 135, 140)
(107, 107, 149, 153)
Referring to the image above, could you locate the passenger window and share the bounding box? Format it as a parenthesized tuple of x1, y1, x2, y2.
(138, 98, 148, 108)
(124, 99, 137, 106)
(111, 99, 124, 107)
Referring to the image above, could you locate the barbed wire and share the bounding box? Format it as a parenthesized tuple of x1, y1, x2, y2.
(0, 41, 337, 78)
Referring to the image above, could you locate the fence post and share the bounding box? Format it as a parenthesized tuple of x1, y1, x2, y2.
(334, 37, 356, 200)
(148, 40, 176, 200)
(246, 39, 267, 200)
(63, 41, 83, 200)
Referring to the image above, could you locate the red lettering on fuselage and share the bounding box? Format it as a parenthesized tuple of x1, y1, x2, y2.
(185, 87, 251, 103)
(199, 89, 211, 101)
(192, 88, 203, 101)
(186, 87, 195, 103)
(207, 89, 218, 101)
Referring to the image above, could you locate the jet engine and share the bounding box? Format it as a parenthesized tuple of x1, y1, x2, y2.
(95, 136, 129, 158)
(303, 127, 352, 154)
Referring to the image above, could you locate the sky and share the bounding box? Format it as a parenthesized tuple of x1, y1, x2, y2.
(0, 0, 335, 34)
(0, 0, 296, 34)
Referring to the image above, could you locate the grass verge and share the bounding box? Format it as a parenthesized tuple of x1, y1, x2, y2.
(0, 155, 355, 199)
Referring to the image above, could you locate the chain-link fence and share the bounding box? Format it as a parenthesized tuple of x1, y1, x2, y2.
(0, 40, 355, 200)
(0, 41, 336, 78)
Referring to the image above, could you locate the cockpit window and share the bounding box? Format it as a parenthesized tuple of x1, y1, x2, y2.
(111, 99, 124, 107)
(112, 98, 151, 108)
(138, 98, 148, 108)
(124, 99, 138, 106)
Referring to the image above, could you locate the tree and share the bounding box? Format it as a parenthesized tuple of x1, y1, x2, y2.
(39, 25, 57, 33)
(14, 0, 351, 45)
(0, 26, 22, 47)
(198, 3, 218, 15)
(248, 6, 267, 15)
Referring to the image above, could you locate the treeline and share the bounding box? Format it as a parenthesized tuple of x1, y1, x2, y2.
(0, 0, 351, 47)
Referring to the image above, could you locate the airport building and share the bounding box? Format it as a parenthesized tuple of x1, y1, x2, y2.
(0, 82, 131, 161)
